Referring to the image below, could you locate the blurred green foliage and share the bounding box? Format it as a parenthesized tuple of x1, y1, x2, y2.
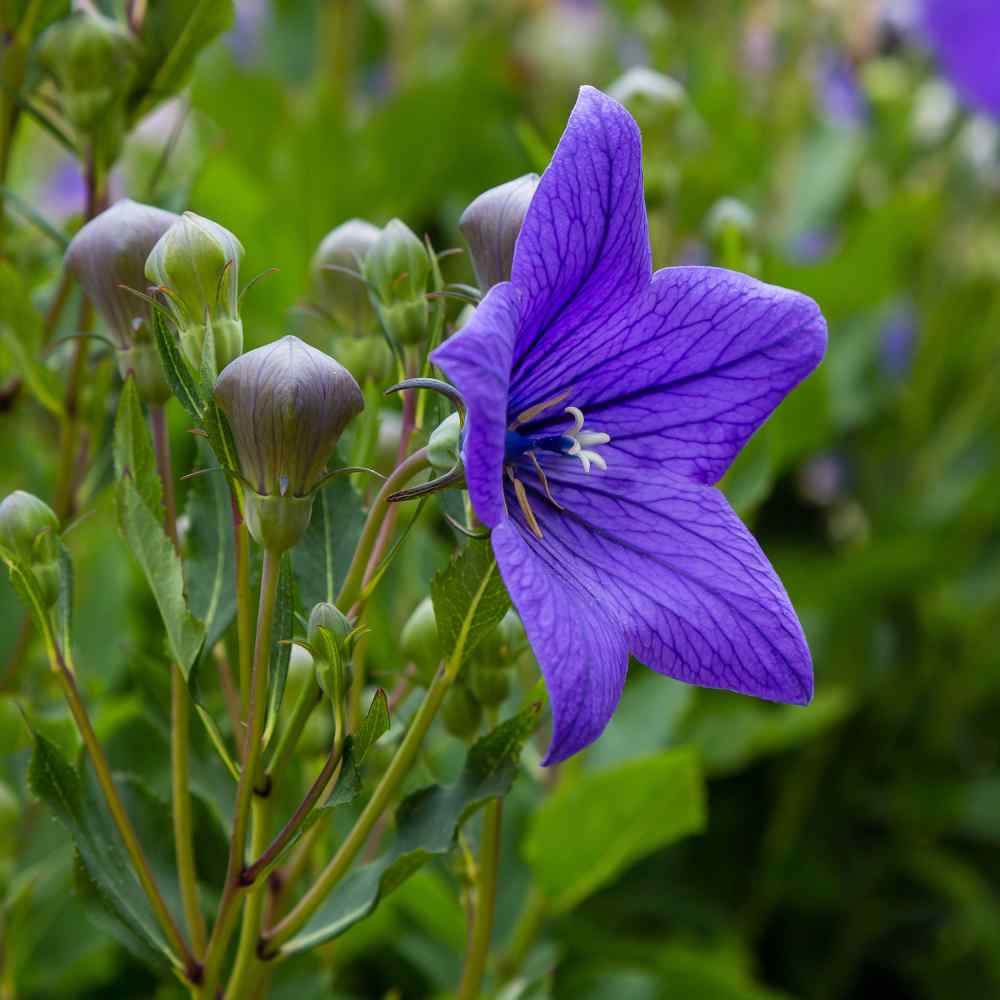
(2, 1, 1000, 998)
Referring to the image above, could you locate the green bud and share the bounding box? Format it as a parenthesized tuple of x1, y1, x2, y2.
(333, 333, 394, 384)
(309, 602, 353, 705)
(705, 197, 756, 240)
(442, 684, 482, 741)
(214, 336, 364, 551)
(400, 596, 440, 685)
(427, 412, 461, 472)
(459, 174, 539, 290)
(475, 609, 526, 671)
(469, 662, 509, 707)
(311, 219, 381, 335)
(145, 212, 245, 372)
(362, 219, 431, 345)
(308, 601, 352, 650)
(0, 491, 61, 608)
(38, 10, 138, 133)
(65, 199, 179, 403)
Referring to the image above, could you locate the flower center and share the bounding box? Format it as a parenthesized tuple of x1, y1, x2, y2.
(503, 399, 611, 539)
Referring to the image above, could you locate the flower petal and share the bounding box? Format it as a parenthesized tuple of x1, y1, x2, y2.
(506, 458, 812, 709)
(518, 266, 827, 486)
(492, 518, 628, 764)
(508, 86, 651, 413)
(429, 282, 521, 527)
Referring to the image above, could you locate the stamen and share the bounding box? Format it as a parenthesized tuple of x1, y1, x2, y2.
(508, 468, 543, 539)
(512, 390, 571, 429)
(528, 451, 564, 510)
(562, 407, 611, 475)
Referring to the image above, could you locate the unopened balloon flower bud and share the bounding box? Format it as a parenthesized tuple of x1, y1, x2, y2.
(442, 684, 482, 741)
(333, 333, 394, 384)
(65, 199, 179, 404)
(362, 219, 431, 345)
(470, 662, 510, 707)
(38, 9, 138, 134)
(308, 601, 352, 651)
(427, 411, 462, 472)
(459, 174, 539, 290)
(308, 602, 354, 700)
(311, 219, 380, 334)
(146, 212, 245, 372)
(213, 336, 364, 552)
(400, 596, 440, 685)
(0, 491, 61, 608)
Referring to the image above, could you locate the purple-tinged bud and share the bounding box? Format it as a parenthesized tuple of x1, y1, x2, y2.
(400, 596, 440, 685)
(146, 212, 245, 373)
(0, 491, 61, 608)
(459, 174, 539, 291)
(310, 219, 381, 335)
(362, 219, 431, 345)
(65, 198, 178, 404)
(214, 336, 364, 552)
(37, 10, 138, 134)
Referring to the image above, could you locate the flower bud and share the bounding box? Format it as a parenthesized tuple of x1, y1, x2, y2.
(308, 602, 353, 703)
(400, 596, 440, 685)
(469, 662, 510, 707)
(308, 601, 352, 650)
(333, 333, 394, 384)
(311, 219, 380, 335)
(145, 212, 245, 372)
(705, 198, 756, 240)
(65, 198, 179, 404)
(442, 684, 482, 741)
(0, 491, 61, 607)
(38, 10, 138, 134)
(427, 411, 461, 472)
(214, 336, 364, 552)
(362, 219, 431, 345)
(459, 174, 539, 291)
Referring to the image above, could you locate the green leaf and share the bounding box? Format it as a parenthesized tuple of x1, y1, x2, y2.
(523, 747, 706, 913)
(431, 540, 510, 671)
(27, 728, 175, 973)
(152, 307, 203, 422)
(262, 555, 295, 749)
(293, 467, 365, 610)
(353, 688, 390, 762)
(282, 702, 541, 954)
(113, 377, 163, 520)
(130, 0, 236, 118)
(116, 477, 205, 674)
(54, 539, 74, 669)
(0, 261, 63, 414)
(184, 442, 235, 653)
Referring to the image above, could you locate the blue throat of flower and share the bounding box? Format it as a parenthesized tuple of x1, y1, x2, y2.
(503, 402, 611, 540)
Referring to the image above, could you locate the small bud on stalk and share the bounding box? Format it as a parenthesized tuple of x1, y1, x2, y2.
(400, 596, 440, 685)
(459, 174, 539, 291)
(38, 9, 138, 163)
(146, 212, 245, 373)
(308, 602, 354, 703)
(362, 220, 431, 345)
(0, 492, 61, 608)
(427, 411, 462, 473)
(442, 684, 483, 741)
(65, 199, 179, 404)
(214, 336, 364, 553)
(311, 219, 381, 335)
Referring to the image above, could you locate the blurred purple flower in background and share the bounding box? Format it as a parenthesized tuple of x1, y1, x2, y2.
(816, 49, 868, 127)
(433, 87, 827, 764)
(879, 301, 918, 381)
(225, 0, 270, 67)
(786, 229, 837, 265)
(921, 0, 1000, 118)
(40, 160, 86, 219)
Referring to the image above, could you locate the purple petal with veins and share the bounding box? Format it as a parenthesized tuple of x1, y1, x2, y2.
(432, 86, 826, 763)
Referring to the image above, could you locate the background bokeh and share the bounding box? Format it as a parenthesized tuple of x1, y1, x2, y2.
(2, 1, 1000, 998)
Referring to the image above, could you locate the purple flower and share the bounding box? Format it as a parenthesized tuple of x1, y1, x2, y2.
(921, 0, 1000, 118)
(879, 302, 917, 381)
(815, 49, 868, 127)
(431, 87, 827, 764)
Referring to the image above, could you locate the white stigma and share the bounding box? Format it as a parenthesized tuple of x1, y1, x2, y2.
(563, 406, 610, 474)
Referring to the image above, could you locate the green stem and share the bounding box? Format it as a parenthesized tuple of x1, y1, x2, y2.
(261, 640, 469, 956)
(233, 498, 253, 731)
(49, 642, 197, 980)
(336, 446, 430, 614)
(457, 798, 503, 1000)
(264, 677, 323, 787)
(151, 404, 206, 958)
(199, 548, 281, 998)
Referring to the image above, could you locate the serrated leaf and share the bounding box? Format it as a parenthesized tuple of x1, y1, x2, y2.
(353, 688, 390, 762)
(152, 308, 203, 422)
(28, 729, 175, 972)
(293, 467, 365, 610)
(282, 702, 540, 954)
(113, 377, 163, 520)
(116, 476, 204, 674)
(0, 261, 63, 414)
(184, 441, 235, 653)
(431, 540, 510, 671)
(262, 555, 295, 749)
(523, 747, 705, 913)
(54, 539, 74, 669)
